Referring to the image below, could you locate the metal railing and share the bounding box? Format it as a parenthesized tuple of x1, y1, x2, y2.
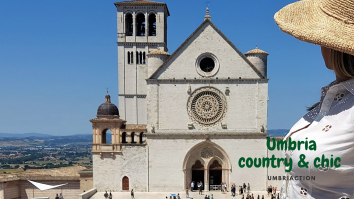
(210, 185, 221, 190)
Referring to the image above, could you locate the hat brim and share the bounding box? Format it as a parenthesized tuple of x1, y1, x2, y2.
(274, 0, 354, 56)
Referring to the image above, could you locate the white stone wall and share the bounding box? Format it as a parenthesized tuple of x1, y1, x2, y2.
(152, 23, 260, 80)
(147, 81, 267, 132)
(93, 146, 148, 192)
(147, 137, 279, 192)
(0, 183, 3, 199)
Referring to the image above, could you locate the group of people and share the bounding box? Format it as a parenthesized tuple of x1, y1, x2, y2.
(54, 193, 64, 199)
(240, 194, 264, 199)
(104, 191, 113, 199)
(190, 181, 204, 195)
(166, 193, 181, 199)
(220, 182, 228, 193)
(203, 194, 213, 199)
(267, 186, 276, 196)
(238, 183, 250, 195)
(267, 186, 279, 199)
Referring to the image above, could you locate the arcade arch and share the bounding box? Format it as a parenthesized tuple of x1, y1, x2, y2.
(183, 141, 231, 191)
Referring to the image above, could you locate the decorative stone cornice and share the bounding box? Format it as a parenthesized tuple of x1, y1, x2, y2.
(146, 78, 269, 83)
(146, 132, 268, 139)
(122, 124, 147, 130)
(117, 42, 166, 46)
(89, 118, 126, 123)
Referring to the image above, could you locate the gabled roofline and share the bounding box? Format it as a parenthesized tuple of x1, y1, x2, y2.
(148, 19, 266, 79)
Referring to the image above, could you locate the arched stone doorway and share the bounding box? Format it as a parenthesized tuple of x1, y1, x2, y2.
(122, 176, 129, 190)
(183, 140, 231, 191)
(192, 160, 204, 191)
(209, 160, 222, 187)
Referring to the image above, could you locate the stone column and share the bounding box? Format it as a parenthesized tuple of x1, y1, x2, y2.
(96, 129, 101, 144)
(204, 168, 209, 191)
(136, 133, 141, 144)
(92, 128, 96, 144)
(133, 12, 136, 37)
(126, 132, 132, 143)
(116, 128, 120, 144)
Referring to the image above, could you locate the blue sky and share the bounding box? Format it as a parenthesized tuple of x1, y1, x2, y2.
(0, 0, 335, 135)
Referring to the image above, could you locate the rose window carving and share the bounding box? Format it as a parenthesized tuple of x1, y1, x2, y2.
(187, 87, 227, 126)
(201, 147, 213, 159)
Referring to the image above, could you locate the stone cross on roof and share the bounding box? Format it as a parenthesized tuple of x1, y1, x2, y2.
(204, 7, 211, 21)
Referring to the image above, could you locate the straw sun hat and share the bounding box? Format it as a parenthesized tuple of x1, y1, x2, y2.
(274, 0, 354, 56)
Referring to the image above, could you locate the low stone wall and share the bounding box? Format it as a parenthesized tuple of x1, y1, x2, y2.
(4, 181, 20, 199)
(20, 180, 81, 199)
(78, 188, 97, 199)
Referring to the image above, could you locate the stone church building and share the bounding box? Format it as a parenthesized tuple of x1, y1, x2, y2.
(90, 0, 284, 193)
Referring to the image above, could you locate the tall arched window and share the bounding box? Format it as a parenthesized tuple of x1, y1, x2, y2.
(122, 132, 127, 143)
(148, 13, 156, 36)
(139, 52, 143, 64)
(131, 132, 135, 143)
(136, 51, 139, 64)
(125, 13, 133, 36)
(130, 51, 133, 63)
(127, 52, 131, 64)
(143, 52, 146, 64)
(136, 13, 145, 36)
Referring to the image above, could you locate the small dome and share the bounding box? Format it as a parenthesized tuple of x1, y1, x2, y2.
(97, 93, 119, 116)
(147, 48, 170, 56)
(245, 47, 269, 55)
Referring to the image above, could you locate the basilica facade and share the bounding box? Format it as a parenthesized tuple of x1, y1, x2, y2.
(90, 0, 284, 192)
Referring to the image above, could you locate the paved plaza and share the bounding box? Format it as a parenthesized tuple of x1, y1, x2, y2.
(91, 191, 276, 199)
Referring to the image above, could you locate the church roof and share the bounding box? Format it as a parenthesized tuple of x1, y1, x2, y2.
(147, 48, 170, 56)
(245, 47, 269, 55)
(114, 0, 170, 16)
(148, 19, 266, 79)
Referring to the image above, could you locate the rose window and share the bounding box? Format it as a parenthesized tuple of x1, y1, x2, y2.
(188, 87, 226, 126)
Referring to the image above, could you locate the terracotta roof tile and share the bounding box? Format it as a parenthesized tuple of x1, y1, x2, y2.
(147, 48, 170, 56)
(245, 47, 269, 55)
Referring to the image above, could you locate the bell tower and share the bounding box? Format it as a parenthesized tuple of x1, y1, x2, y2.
(115, 0, 170, 124)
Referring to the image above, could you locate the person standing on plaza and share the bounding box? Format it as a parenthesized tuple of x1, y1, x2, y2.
(104, 191, 108, 199)
(243, 183, 246, 194)
(131, 189, 134, 199)
(55, 194, 59, 199)
(59, 193, 63, 199)
(210, 194, 213, 199)
(247, 183, 250, 193)
(198, 181, 203, 195)
(186, 189, 189, 198)
(191, 181, 194, 192)
(109, 192, 112, 199)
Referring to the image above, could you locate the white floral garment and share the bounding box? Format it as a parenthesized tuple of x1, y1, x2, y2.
(280, 78, 354, 199)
